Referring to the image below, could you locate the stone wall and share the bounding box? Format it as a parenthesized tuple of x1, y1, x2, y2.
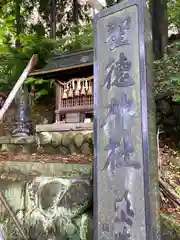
(0, 131, 92, 240)
(156, 94, 180, 139)
(0, 131, 93, 157)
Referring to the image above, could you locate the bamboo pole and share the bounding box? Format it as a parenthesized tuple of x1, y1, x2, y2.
(0, 54, 38, 122)
(0, 191, 28, 240)
(0, 55, 38, 240)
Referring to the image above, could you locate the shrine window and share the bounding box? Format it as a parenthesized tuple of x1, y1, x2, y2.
(55, 76, 93, 123)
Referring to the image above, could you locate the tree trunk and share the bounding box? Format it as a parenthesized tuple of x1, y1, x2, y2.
(50, 0, 56, 39)
(73, 0, 79, 25)
(150, 0, 168, 60)
(15, 0, 21, 47)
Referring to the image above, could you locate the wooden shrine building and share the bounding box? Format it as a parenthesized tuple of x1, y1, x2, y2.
(29, 49, 93, 127)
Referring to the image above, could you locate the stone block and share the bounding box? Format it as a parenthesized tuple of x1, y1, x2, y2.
(62, 132, 75, 147)
(38, 132, 52, 145)
(74, 133, 85, 148)
(80, 142, 91, 155)
(51, 132, 63, 147)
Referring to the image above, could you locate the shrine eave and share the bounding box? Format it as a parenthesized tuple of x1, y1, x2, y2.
(29, 48, 93, 78)
(29, 62, 93, 77)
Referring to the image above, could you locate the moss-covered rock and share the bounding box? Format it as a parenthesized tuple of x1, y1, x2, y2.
(62, 132, 75, 147)
(161, 213, 180, 240)
(0, 130, 93, 156)
(51, 132, 63, 147)
(74, 133, 85, 148)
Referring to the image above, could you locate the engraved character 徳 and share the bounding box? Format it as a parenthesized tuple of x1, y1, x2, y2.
(103, 53, 134, 90)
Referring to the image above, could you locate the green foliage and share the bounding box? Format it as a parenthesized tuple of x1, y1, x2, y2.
(168, 0, 180, 31)
(0, 36, 55, 93)
(26, 23, 93, 97)
(0, 22, 93, 99)
(154, 40, 180, 101)
(161, 212, 180, 238)
(27, 23, 93, 99)
(26, 77, 53, 100)
(0, 0, 92, 99)
(57, 23, 93, 52)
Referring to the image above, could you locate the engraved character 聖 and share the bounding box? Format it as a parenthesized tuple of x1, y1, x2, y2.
(105, 16, 131, 50)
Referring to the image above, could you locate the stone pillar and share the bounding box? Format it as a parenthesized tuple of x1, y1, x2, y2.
(12, 84, 33, 136)
(93, 0, 160, 239)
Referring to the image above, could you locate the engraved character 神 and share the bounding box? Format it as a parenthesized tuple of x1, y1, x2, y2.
(101, 95, 140, 174)
(103, 137, 121, 175)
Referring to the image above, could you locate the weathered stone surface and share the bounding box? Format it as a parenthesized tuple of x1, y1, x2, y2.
(155, 97, 180, 139)
(0, 176, 93, 240)
(156, 111, 162, 125)
(11, 136, 35, 144)
(38, 132, 52, 145)
(59, 146, 70, 155)
(1, 143, 11, 152)
(27, 177, 92, 239)
(94, 2, 160, 240)
(157, 100, 172, 116)
(80, 142, 91, 155)
(84, 132, 93, 143)
(0, 161, 91, 179)
(0, 136, 11, 144)
(62, 132, 75, 147)
(41, 144, 58, 154)
(68, 143, 78, 154)
(163, 116, 177, 126)
(173, 104, 180, 121)
(51, 132, 62, 146)
(74, 133, 85, 148)
(0, 131, 93, 156)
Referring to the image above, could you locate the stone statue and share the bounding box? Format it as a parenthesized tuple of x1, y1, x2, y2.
(2, 177, 92, 240)
(26, 177, 93, 240)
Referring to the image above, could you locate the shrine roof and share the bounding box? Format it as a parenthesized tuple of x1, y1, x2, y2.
(29, 48, 93, 77)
